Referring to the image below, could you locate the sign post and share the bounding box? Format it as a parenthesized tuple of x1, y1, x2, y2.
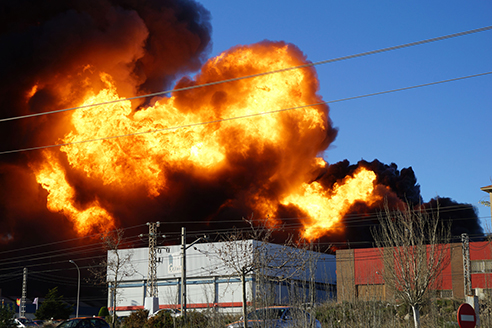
(457, 303, 476, 328)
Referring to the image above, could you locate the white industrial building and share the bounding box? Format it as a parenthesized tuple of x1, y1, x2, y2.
(107, 240, 336, 316)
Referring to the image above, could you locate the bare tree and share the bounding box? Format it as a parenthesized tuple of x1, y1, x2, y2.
(372, 200, 451, 328)
(204, 216, 309, 328)
(89, 229, 136, 328)
(480, 200, 491, 207)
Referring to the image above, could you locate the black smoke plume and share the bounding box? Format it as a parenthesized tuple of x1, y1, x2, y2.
(0, 0, 212, 247)
(315, 159, 483, 248)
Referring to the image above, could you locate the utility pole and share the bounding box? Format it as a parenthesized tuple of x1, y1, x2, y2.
(181, 227, 187, 317)
(462, 233, 472, 296)
(462, 233, 480, 325)
(147, 222, 160, 298)
(144, 222, 160, 315)
(21, 268, 27, 317)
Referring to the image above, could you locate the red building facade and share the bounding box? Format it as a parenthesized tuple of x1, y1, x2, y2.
(336, 241, 492, 302)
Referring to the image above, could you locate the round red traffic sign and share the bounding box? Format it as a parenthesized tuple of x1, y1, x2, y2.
(457, 303, 476, 328)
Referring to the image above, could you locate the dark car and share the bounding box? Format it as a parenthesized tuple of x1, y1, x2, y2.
(56, 317, 109, 328)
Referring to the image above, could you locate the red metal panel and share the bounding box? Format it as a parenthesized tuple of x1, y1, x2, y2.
(353, 245, 453, 290)
(428, 244, 452, 290)
(471, 273, 492, 289)
(354, 248, 383, 285)
(470, 241, 492, 260)
(469, 241, 492, 289)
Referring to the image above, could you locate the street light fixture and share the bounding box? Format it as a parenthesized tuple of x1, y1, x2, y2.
(69, 260, 80, 318)
(181, 228, 208, 318)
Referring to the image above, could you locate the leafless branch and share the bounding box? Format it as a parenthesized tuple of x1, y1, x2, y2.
(372, 199, 451, 328)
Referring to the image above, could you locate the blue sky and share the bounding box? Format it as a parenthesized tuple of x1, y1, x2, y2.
(197, 0, 492, 228)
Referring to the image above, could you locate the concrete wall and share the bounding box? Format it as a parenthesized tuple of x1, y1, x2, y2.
(336, 249, 355, 302)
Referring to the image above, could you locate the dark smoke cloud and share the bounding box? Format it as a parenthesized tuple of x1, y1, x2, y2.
(316, 159, 483, 247)
(0, 0, 211, 148)
(315, 159, 422, 205)
(0, 0, 212, 247)
(424, 197, 483, 238)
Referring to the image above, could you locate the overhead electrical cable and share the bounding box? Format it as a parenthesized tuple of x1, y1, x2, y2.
(0, 213, 484, 272)
(0, 25, 490, 124)
(0, 203, 485, 265)
(2, 234, 479, 279)
(0, 202, 475, 261)
(0, 223, 147, 256)
(0, 235, 144, 268)
(0, 70, 490, 156)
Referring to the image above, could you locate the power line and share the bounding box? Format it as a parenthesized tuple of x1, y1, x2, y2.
(1, 203, 479, 265)
(0, 235, 145, 269)
(0, 203, 486, 269)
(1, 70, 490, 156)
(1, 233, 483, 280)
(0, 25, 490, 124)
(0, 223, 147, 256)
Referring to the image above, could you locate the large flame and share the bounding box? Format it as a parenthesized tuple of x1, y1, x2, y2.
(282, 167, 380, 240)
(31, 151, 116, 235)
(32, 41, 382, 238)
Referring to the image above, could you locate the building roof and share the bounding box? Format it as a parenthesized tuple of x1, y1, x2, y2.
(481, 184, 492, 193)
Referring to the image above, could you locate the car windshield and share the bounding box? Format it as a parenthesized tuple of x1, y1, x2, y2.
(58, 319, 81, 328)
(247, 308, 287, 320)
(89, 318, 107, 328)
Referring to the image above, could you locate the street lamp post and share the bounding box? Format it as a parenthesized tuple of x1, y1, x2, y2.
(180, 227, 208, 318)
(69, 260, 80, 318)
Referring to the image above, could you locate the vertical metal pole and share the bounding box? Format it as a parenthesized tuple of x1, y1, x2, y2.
(147, 222, 160, 298)
(181, 227, 186, 317)
(69, 260, 80, 317)
(241, 270, 247, 328)
(21, 268, 27, 317)
(214, 276, 218, 308)
(462, 233, 472, 296)
(112, 286, 116, 328)
(309, 241, 316, 306)
(480, 185, 492, 228)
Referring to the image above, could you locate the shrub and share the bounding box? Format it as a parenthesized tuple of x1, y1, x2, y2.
(35, 287, 73, 320)
(145, 311, 174, 328)
(0, 303, 16, 328)
(121, 309, 149, 328)
(175, 311, 208, 328)
(99, 307, 110, 317)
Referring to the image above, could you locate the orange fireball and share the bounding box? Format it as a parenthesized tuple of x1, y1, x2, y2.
(32, 41, 381, 239)
(281, 167, 381, 240)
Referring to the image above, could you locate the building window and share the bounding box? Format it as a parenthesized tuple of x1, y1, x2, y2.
(471, 260, 492, 273)
(434, 290, 453, 298)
